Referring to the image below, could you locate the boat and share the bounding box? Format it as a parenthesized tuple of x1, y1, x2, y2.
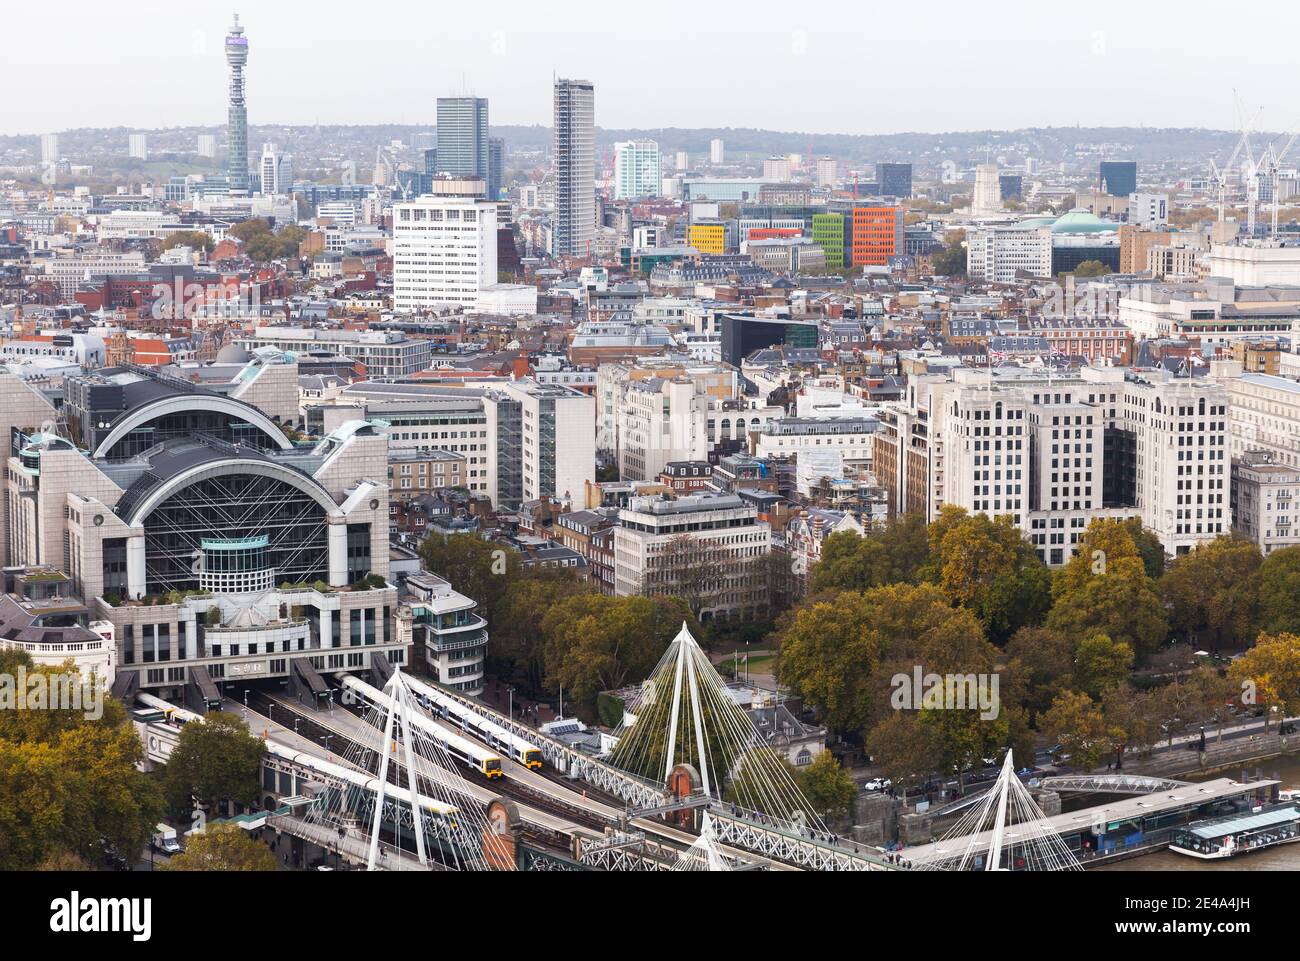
(1169, 803, 1300, 860)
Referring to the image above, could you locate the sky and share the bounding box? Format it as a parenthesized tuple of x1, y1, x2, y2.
(7, 0, 1300, 136)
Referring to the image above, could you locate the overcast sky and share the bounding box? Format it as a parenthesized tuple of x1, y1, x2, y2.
(7, 0, 1299, 136)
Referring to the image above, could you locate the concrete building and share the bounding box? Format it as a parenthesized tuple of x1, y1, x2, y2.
(435, 96, 489, 181)
(1232, 451, 1300, 556)
(1207, 243, 1300, 286)
(613, 492, 771, 621)
(486, 379, 594, 509)
(552, 78, 595, 258)
(0, 368, 402, 696)
(710, 139, 725, 165)
(971, 164, 1002, 217)
(392, 194, 498, 310)
(614, 140, 662, 200)
(967, 226, 1053, 283)
(398, 572, 486, 695)
(128, 133, 148, 161)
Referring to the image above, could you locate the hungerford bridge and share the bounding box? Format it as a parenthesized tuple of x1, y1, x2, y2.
(137, 624, 1104, 872)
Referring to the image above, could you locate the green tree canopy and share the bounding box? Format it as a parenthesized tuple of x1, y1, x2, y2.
(1161, 536, 1261, 647)
(163, 824, 277, 871)
(162, 712, 265, 812)
(1256, 546, 1300, 637)
(809, 513, 930, 593)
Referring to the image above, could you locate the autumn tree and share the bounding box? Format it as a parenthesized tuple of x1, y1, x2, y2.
(1228, 632, 1300, 729)
(1161, 536, 1261, 648)
(162, 712, 265, 813)
(0, 653, 162, 870)
(1003, 627, 1076, 722)
(163, 825, 276, 871)
(809, 513, 930, 593)
(1047, 518, 1168, 659)
(539, 594, 694, 710)
(924, 506, 1051, 644)
(1040, 690, 1118, 771)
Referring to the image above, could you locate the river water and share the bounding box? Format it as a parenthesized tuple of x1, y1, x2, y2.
(1096, 755, 1300, 871)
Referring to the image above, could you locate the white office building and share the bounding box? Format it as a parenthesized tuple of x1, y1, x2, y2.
(128, 134, 148, 161)
(971, 163, 1002, 217)
(197, 134, 217, 158)
(966, 226, 1053, 283)
(1129, 192, 1169, 228)
(393, 194, 498, 310)
(710, 139, 725, 165)
(614, 140, 662, 200)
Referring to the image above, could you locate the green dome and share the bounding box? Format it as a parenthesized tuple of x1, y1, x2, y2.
(1050, 208, 1117, 234)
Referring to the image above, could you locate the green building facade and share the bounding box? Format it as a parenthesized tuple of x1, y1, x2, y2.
(812, 213, 845, 270)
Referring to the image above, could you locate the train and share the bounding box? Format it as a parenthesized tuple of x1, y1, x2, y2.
(339, 675, 504, 779)
(401, 673, 544, 771)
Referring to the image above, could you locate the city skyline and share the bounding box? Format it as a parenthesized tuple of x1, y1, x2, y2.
(6, 1, 1300, 136)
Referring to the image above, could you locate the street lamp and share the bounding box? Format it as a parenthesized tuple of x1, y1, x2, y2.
(507, 686, 515, 723)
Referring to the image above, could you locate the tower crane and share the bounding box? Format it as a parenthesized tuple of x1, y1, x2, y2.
(1264, 127, 1300, 237)
(1209, 96, 1261, 223)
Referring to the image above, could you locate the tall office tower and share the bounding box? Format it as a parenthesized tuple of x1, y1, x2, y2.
(128, 134, 148, 160)
(225, 14, 250, 195)
(487, 137, 505, 200)
(876, 162, 913, 199)
(710, 138, 724, 165)
(762, 156, 793, 181)
(972, 163, 1002, 216)
(1100, 160, 1137, 197)
(552, 78, 595, 258)
(259, 143, 291, 195)
(816, 157, 838, 188)
(675, 150, 689, 172)
(196, 134, 216, 158)
(40, 134, 58, 164)
(392, 194, 498, 310)
(435, 96, 489, 179)
(614, 140, 661, 199)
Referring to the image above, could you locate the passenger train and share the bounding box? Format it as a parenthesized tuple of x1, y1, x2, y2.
(402, 673, 544, 771)
(339, 675, 504, 779)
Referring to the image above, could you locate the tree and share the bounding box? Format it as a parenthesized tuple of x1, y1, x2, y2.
(162, 713, 265, 813)
(1256, 545, 1300, 637)
(0, 654, 161, 870)
(1047, 518, 1168, 659)
(539, 594, 694, 710)
(162, 825, 277, 871)
(796, 751, 857, 819)
(1228, 632, 1300, 729)
(1099, 684, 1162, 768)
(491, 567, 593, 692)
(419, 533, 521, 627)
(160, 230, 215, 254)
(1040, 690, 1116, 771)
(1160, 536, 1261, 648)
(924, 506, 1051, 644)
(810, 513, 930, 594)
(1003, 627, 1076, 722)
(1073, 633, 1134, 700)
(1122, 518, 1167, 581)
(777, 582, 998, 738)
(1072, 260, 1111, 278)
(657, 533, 728, 619)
(865, 713, 941, 794)
(930, 239, 966, 277)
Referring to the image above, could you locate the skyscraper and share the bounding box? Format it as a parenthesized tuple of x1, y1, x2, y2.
(875, 162, 913, 199)
(1100, 160, 1137, 197)
(488, 137, 505, 200)
(40, 134, 58, 165)
(710, 138, 725, 165)
(435, 97, 489, 180)
(260, 143, 292, 196)
(128, 134, 148, 160)
(552, 78, 594, 258)
(225, 14, 250, 195)
(972, 163, 1002, 216)
(614, 140, 661, 200)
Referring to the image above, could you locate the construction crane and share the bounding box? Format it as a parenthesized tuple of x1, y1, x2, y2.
(1263, 127, 1300, 237)
(1209, 95, 1262, 223)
